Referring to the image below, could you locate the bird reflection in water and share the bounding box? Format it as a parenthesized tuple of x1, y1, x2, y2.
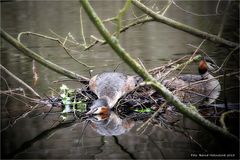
(86, 111, 135, 136)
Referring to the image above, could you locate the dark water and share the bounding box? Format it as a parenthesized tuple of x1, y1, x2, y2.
(1, 1, 239, 159)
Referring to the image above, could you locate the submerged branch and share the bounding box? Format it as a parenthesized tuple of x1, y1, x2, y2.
(0, 28, 89, 83)
(80, 0, 238, 142)
(132, 0, 239, 48)
(6, 120, 76, 158)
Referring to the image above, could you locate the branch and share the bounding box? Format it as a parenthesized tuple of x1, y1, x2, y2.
(0, 28, 89, 83)
(17, 31, 94, 68)
(0, 64, 41, 98)
(84, 16, 154, 51)
(132, 0, 239, 48)
(115, 0, 132, 38)
(80, 0, 238, 142)
(220, 110, 239, 131)
(217, 0, 231, 37)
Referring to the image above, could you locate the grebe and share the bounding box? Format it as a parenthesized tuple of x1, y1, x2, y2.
(162, 58, 221, 105)
(87, 72, 136, 115)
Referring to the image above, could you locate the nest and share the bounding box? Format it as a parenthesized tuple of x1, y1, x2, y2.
(39, 55, 227, 129)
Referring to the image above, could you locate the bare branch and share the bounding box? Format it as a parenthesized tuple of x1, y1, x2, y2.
(0, 28, 90, 83)
(132, 0, 239, 47)
(0, 64, 41, 98)
(220, 110, 239, 130)
(17, 31, 94, 68)
(172, 0, 221, 17)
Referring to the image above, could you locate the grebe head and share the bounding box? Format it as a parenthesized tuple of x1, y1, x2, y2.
(198, 58, 208, 75)
(198, 56, 218, 75)
(86, 98, 110, 116)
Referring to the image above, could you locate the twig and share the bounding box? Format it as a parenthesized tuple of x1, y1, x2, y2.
(172, 125, 208, 153)
(0, 91, 39, 103)
(0, 76, 12, 119)
(0, 28, 90, 83)
(160, 54, 201, 82)
(61, 36, 94, 68)
(0, 64, 41, 98)
(132, 0, 239, 47)
(0, 88, 24, 94)
(161, 0, 172, 16)
(49, 29, 81, 46)
(215, 0, 221, 14)
(32, 60, 39, 86)
(52, 79, 81, 83)
(165, 40, 206, 86)
(177, 71, 240, 91)
(84, 15, 155, 51)
(0, 92, 33, 108)
(213, 46, 239, 73)
(137, 102, 167, 132)
(1, 104, 40, 133)
(187, 43, 220, 69)
(149, 55, 189, 73)
(137, 57, 147, 71)
(115, 0, 132, 38)
(18, 31, 94, 68)
(217, 0, 231, 37)
(130, 5, 138, 18)
(219, 110, 239, 130)
(172, 0, 221, 17)
(80, 7, 87, 47)
(90, 35, 105, 43)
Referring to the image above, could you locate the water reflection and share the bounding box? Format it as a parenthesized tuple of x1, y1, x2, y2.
(87, 111, 135, 136)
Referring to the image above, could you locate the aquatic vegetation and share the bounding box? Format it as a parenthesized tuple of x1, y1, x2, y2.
(59, 84, 87, 120)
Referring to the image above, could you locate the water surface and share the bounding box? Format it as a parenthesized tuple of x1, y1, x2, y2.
(1, 1, 239, 159)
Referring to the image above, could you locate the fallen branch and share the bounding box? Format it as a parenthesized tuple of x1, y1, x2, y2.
(80, 0, 238, 142)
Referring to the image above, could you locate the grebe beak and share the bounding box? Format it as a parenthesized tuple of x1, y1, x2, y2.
(204, 56, 219, 72)
(86, 106, 109, 116)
